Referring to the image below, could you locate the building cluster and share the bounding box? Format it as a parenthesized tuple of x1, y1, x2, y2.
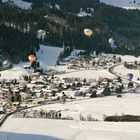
(124, 61, 140, 70)
(0, 68, 130, 116)
(63, 55, 122, 70)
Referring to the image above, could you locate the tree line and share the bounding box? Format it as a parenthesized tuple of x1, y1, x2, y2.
(1, 1, 140, 62)
(0, 24, 39, 63)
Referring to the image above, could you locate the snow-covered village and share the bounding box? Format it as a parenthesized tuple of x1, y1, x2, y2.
(1, 0, 140, 140)
(0, 45, 140, 140)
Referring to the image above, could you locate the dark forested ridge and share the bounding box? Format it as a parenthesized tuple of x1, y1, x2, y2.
(1, 0, 140, 63)
(0, 24, 39, 63)
(23, 0, 100, 13)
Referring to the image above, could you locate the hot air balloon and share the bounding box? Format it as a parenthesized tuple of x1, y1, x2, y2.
(28, 55, 36, 63)
(96, 76, 103, 83)
(84, 28, 93, 37)
(127, 73, 133, 81)
(3, 60, 11, 67)
(111, 43, 117, 51)
(109, 38, 114, 45)
(36, 29, 46, 40)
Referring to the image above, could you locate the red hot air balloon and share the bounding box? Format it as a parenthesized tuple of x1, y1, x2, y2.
(28, 55, 36, 63)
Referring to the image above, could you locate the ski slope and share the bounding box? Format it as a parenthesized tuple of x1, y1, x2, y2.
(36, 45, 63, 70)
(2, 0, 32, 9)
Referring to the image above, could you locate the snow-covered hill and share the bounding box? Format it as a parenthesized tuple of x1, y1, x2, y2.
(2, 0, 32, 9)
(100, 0, 140, 9)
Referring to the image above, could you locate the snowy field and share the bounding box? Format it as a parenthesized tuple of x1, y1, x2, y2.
(1, 117, 140, 140)
(27, 93, 140, 121)
(102, 53, 140, 62)
(57, 69, 115, 79)
(0, 67, 31, 80)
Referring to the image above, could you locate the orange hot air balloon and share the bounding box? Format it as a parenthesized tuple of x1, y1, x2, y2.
(28, 55, 36, 63)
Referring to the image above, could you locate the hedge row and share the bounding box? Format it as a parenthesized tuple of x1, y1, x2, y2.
(104, 115, 140, 122)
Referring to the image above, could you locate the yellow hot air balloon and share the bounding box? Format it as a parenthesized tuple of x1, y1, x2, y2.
(84, 28, 93, 37)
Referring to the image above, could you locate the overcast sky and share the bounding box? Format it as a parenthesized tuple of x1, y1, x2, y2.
(100, 0, 140, 9)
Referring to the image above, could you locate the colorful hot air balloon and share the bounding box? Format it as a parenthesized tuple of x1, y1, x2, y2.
(111, 43, 117, 51)
(109, 38, 114, 45)
(127, 73, 133, 81)
(84, 28, 93, 37)
(28, 55, 36, 63)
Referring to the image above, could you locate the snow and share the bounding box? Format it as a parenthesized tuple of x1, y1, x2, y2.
(102, 53, 140, 83)
(77, 11, 92, 17)
(0, 67, 31, 80)
(100, 0, 140, 9)
(36, 30, 46, 40)
(57, 69, 115, 80)
(76, 8, 92, 17)
(36, 45, 63, 70)
(1, 46, 140, 139)
(1, 93, 140, 139)
(102, 53, 140, 62)
(113, 64, 140, 83)
(1, 118, 140, 140)
(55, 4, 60, 10)
(120, 55, 140, 62)
(2, 0, 32, 10)
(26, 93, 140, 121)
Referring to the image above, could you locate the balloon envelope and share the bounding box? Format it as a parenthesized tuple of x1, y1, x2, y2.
(111, 43, 117, 50)
(127, 73, 133, 81)
(3, 60, 11, 67)
(84, 28, 93, 37)
(28, 55, 36, 63)
(109, 38, 114, 45)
